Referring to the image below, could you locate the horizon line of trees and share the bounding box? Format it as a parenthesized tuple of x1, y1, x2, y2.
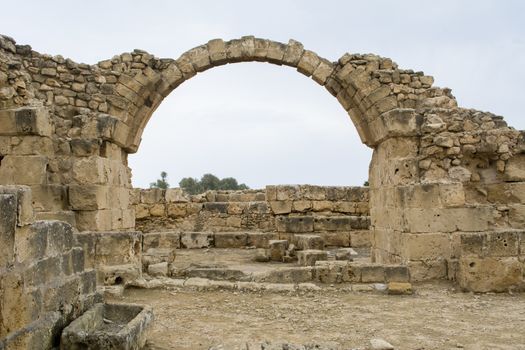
(150, 172, 249, 194)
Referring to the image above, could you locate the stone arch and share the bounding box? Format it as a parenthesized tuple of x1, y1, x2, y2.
(109, 37, 430, 152)
(1, 34, 524, 296)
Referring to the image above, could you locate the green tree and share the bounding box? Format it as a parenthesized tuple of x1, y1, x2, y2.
(179, 177, 201, 195)
(363, 181, 369, 187)
(200, 173, 220, 191)
(150, 171, 169, 189)
(179, 173, 249, 194)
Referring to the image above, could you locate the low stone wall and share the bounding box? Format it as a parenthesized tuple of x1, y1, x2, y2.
(0, 186, 99, 349)
(134, 185, 371, 248)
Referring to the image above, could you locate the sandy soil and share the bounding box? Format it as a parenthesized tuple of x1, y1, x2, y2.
(110, 282, 525, 350)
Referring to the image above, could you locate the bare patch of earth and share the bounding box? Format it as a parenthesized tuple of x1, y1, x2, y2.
(109, 282, 525, 349)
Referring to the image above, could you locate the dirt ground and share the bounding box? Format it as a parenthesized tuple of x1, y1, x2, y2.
(110, 282, 525, 350)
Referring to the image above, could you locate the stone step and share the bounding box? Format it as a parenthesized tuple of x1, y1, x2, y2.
(275, 215, 370, 233)
(151, 230, 367, 250)
(131, 276, 413, 296)
(156, 259, 410, 285)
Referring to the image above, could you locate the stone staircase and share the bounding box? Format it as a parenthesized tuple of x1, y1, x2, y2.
(136, 230, 411, 291)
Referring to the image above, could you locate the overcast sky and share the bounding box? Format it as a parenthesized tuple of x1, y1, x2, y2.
(1, 0, 523, 189)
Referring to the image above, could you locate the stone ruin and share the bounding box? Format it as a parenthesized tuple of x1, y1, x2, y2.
(0, 33, 524, 349)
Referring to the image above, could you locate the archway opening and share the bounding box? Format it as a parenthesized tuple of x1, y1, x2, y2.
(130, 59, 375, 272)
(129, 62, 372, 189)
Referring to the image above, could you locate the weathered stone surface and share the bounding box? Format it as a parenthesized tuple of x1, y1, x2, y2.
(297, 249, 328, 266)
(267, 240, 288, 262)
(293, 234, 324, 250)
(60, 303, 153, 350)
(214, 231, 247, 248)
(180, 232, 213, 249)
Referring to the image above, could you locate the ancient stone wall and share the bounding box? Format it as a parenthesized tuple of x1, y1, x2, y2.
(0, 186, 98, 349)
(0, 32, 524, 295)
(134, 185, 371, 248)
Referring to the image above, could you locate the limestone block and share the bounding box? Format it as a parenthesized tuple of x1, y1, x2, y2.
(314, 216, 369, 231)
(13, 225, 47, 265)
(439, 182, 465, 207)
(162, 63, 184, 87)
(203, 202, 229, 214)
(180, 232, 213, 249)
(357, 264, 385, 283)
(487, 182, 525, 204)
(293, 234, 324, 250)
(208, 38, 227, 64)
(30, 184, 68, 212)
(0, 155, 47, 185)
(265, 41, 286, 64)
(458, 256, 524, 292)
(381, 108, 419, 137)
(504, 155, 525, 181)
(227, 202, 246, 215)
(143, 231, 180, 250)
(74, 232, 97, 269)
(149, 203, 166, 217)
(98, 264, 141, 286)
(0, 185, 34, 226)
(109, 208, 134, 231)
(253, 38, 270, 61)
(135, 204, 150, 219)
(165, 188, 189, 203)
(70, 139, 100, 157)
(72, 156, 107, 185)
(76, 209, 113, 231)
(0, 107, 51, 136)
(265, 186, 277, 201)
(69, 185, 110, 210)
(314, 261, 354, 283)
(247, 232, 278, 248)
(143, 248, 175, 271)
(282, 39, 304, 66)
(333, 201, 356, 214)
(509, 204, 525, 228)
(484, 231, 520, 257)
(80, 269, 97, 295)
(408, 259, 447, 281)
(140, 188, 165, 204)
(297, 50, 320, 76)
(130, 188, 141, 205)
(311, 59, 334, 85)
(0, 194, 16, 268)
(312, 200, 333, 211)
(256, 267, 313, 284)
(275, 216, 314, 233)
(276, 185, 300, 200)
(404, 207, 492, 233)
(350, 230, 372, 248)
(96, 231, 142, 266)
(0, 272, 42, 334)
(311, 231, 346, 247)
(225, 215, 242, 228)
(269, 200, 292, 214)
(387, 282, 413, 295)
(335, 247, 358, 261)
(397, 183, 441, 209)
(214, 232, 247, 248)
(384, 265, 410, 282)
(267, 239, 288, 262)
(290, 200, 311, 212)
(148, 262, 169, 277)
(297, 250, 328, 266)
(401, 232, 451, 260)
